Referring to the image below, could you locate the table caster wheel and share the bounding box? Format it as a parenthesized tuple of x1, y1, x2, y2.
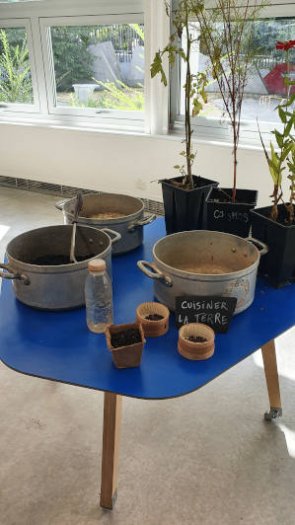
(264, 407, 282, 421)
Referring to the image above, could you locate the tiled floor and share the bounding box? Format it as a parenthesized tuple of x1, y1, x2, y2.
(1, 187, 295, 525)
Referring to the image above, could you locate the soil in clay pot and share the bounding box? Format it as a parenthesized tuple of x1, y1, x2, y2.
(31, 254, 96, 265)
(186, 336, 207, 343)
(136, 302, 170, 337)
(145, 314, 164, 321)
(111, 328, 142, 348)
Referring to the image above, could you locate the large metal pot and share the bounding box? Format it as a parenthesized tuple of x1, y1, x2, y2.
(138, 231, 268, 314)
(56, 193, 156, 255)
(0, 225, 120, 310)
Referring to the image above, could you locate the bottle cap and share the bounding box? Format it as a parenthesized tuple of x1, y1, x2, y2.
(88, 258, 106, 273)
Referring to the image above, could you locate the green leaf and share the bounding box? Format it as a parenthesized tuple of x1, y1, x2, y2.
(274, 130, 284, 148)
(285, 94, 295, 107)
(150, 51, 167, 86)
(192, 99, 202, 117)
(284, 118, 294, 138)
(278, 105, 287, 124)
(281, 142, 293, 162)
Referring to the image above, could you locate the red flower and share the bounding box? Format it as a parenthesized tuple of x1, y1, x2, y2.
(276, 40, 295, 51)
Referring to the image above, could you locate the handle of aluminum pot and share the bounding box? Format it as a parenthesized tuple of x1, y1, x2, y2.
(128, 213, 157, 232)
(245, 237, 269, 256)
(0, 263, 30, 285)
(100, 228, 122, 244)
(137, 260, 173, 287)
(55, 198, 70, 211)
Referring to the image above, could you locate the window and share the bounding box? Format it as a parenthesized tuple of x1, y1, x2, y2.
(42, 19, 144, 117)
(1, 0, 293, 144)
(172, 3, 295, 144)
(0, 20, 38, 111)
(0, 0, 145, 129)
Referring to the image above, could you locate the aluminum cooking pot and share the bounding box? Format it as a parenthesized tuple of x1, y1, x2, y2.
(56, 192, 156, 255)
(138, 230, 268, 314)
(0, 225, 120, 310)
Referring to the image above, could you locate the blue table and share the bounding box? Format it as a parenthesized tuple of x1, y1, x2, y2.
(0, 218, 294, 509)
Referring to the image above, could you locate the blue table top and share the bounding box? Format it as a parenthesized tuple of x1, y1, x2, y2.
(0, 218, 294, 400)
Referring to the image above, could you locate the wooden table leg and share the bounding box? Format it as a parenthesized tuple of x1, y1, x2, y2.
(261, 340, 282, 421)
(100, 392, 122, 509)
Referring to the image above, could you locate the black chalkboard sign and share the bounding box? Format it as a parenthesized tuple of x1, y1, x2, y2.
(175, 295, 237, 333)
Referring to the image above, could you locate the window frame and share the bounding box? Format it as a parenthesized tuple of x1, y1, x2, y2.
(0, 17, 40, 113)
(0, 0, 149, 132)
(39, 14, 145, 125)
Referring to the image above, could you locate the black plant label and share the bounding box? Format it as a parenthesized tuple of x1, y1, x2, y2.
(175, 295, 237, 333)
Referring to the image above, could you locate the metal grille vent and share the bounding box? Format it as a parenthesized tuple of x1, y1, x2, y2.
(0, 175, 164, 216)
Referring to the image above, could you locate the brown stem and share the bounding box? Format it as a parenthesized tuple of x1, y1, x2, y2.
(185, 12, 192, 187)
(232, 119, 238, 203)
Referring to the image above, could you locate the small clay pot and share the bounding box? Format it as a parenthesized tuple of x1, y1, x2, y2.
(105, 321, 145, 369)
(136, 302, 170, 337)
(178, 323, 215, 360)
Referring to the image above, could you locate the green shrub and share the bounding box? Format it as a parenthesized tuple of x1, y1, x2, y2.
(0, 28, 33, 103)
(51, 26, 94, 91)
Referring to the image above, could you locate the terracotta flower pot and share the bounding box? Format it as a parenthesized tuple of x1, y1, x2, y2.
(136, 302, 170, 337)
(105, 321, 145, 369)
(178, 323, 215, 360)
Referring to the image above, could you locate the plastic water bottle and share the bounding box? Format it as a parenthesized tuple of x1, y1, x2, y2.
(85, 258, 113, 333)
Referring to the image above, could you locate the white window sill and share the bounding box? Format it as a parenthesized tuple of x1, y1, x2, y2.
(0, 111, 146, 136)
(0, 110, 268, 154)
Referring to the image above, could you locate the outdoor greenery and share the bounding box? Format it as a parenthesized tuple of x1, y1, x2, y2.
(251, 19, 295, 57)
(51, 24, 144, 92)
(51, 26, 94, 91)
(70, 82, 144, 111)
(0, 28, 33, 103)
(0, 23, 144, 109)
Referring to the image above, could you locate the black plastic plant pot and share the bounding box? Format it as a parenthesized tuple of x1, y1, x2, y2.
(204, 187, 258, 238)
(251, 204, 295, 288)
(161, 175, 218, 235)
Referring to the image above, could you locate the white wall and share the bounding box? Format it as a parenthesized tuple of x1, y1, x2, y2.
(0, 122, 276, 207)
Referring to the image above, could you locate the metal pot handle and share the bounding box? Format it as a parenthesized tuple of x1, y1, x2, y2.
(128, 213, 157, 232)
(55, 198, 70, 211)
(137, 260, 173, 287)
(100, 228, 121, 244)
(0, 263, 30, 285)
(245, 237, 268, 256)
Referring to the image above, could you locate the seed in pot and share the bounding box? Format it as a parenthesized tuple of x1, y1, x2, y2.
(185, 335, 207, 343)
(144, 314, 164, 321)
(110, 328, 141, 348)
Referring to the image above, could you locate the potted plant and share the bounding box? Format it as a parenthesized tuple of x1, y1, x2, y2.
(151, 0, 218, 234)
(105, 321, 145, 368)
(251, 39, 295, 287)
(136, 301, 170, 337)
(178, 322, 215, 360)
(196, 0, 265, 237)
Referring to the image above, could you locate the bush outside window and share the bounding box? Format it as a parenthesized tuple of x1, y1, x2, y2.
(0, 26, 34, 105)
